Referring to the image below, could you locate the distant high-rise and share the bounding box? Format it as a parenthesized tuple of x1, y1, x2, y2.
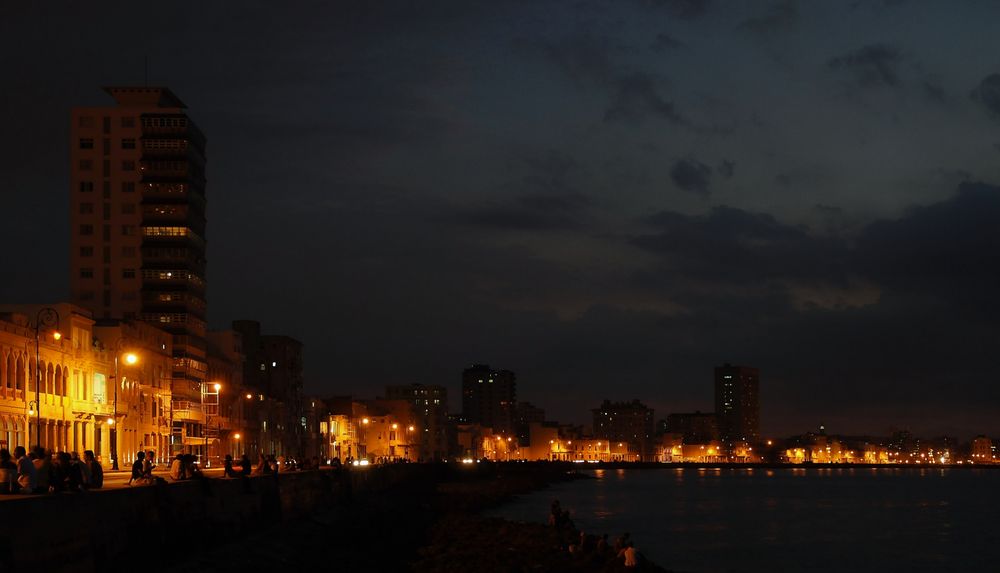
(70, 87, 208, 407)
(385, 383, 449, 460)
(714, 364, 760, 448)
(592, 399, 654, 445)
(461, 364, 516, 436)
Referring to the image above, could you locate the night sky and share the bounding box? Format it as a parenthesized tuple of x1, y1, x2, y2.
(3, 1, 1000, 438)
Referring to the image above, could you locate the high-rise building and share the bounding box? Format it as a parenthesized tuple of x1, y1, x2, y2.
(461, 364, 516, 436)
(233, 320, 304, 457)
(384, 384, 449, 460)
(70, 86, 209, 451)
(714, 364, 760, 449)
(592, 399, 655, 446)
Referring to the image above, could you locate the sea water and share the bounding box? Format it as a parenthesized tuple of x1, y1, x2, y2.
(488, 467, 1000, 572)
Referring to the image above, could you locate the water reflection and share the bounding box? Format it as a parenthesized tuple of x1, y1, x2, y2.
(489, 468, 998, 572)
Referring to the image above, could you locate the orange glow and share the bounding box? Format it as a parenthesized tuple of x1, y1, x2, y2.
(124, 353, 138, 365)
(52, 331, 62, 341)
(234, 433, 241, 440)
(246, 393, 253, 399)
(392, 423, 398, 430)
(213, 383, 222, 392)
(362, 418, 369, 425)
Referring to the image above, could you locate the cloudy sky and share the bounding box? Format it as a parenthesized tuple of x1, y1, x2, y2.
(3, 1, 1000, 437)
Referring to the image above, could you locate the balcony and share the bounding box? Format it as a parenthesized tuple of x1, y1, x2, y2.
(171, 400, 204, 422)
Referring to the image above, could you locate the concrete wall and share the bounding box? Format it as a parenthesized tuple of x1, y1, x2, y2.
(0, 466, 429, 573)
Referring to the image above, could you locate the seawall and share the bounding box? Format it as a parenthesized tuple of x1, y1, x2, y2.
(0, 465, 436, 573)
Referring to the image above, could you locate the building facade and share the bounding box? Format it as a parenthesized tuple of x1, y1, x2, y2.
(70, 86, 209, 453)
(0, 303, 170, 465)
(591, 399, 655, 457)
(461, 364, 516, 436)
(714, 364, 760, 450)
(233, 320, 304, 457)
(384, 384, 449, 460)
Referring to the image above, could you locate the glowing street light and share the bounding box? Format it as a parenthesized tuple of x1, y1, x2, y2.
(32, 307, 60, 450)
(111, 340, 139, 470)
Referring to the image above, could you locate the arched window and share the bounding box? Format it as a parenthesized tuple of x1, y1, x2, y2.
(55, 365, 63, 396)
(17, 355, 26, 391)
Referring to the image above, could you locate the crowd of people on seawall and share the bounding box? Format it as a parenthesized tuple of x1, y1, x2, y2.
(0, 446, 362, 495)
(0, 446, 104, 493)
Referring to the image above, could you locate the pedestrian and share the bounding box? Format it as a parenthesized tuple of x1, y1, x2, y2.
(0, 449, 17, 494)
(223, 454, 237, 478)
(84, 450, 103, 489)
(14, 446, 36, 493)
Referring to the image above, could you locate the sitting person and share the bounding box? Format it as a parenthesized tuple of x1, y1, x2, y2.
(169, 454, 184, 480)
(83, 450, 103, 489)
(128, 451, 147, 486)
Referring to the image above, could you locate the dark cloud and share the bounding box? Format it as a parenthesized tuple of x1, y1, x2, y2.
(464, 192, 591, 230)
(651, 33, 685, 52)
(739, 0, 798, 37)
(464, 149, 589, 230)
(970, 73, 1000, 116)
(535, 34, 696, 127)
(856, 182, 1000, 318)
(605, 72, 688, 125)
(775, 174, 791, 187)
(635, 0, 710, 19)
(670, 158, 713, 196)
(632, 206, 847, 285)
(718, 159, 735, 179)
(535, 33, 618, 87)
(827, 43, 904, 88)
(921, 80, 947, 103)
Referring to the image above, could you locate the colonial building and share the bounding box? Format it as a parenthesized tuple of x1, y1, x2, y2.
(0, 303, 170, 466)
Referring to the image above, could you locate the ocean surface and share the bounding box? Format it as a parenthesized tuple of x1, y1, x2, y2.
(488, 467, 1000, 572)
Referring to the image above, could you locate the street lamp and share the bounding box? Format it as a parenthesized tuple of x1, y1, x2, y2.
(111, 338, 139, 471)
(205, 383, 222, 466)
(33, 307, 60, 450)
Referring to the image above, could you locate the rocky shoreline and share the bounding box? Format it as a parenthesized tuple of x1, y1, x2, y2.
(413, 463, 672, 572)
(174, 463, 672, 572)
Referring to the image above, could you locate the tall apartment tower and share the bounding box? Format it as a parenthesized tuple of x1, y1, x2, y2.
(461, 364, 516, 436)
(385, 384, 449, 460)
(70, 86, 208, 408)
(714, 364, 760, 449)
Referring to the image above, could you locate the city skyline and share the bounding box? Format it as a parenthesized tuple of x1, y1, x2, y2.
(3, 3, 1000, 437)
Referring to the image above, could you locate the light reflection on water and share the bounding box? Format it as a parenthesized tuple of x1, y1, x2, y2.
(487, 468, 1000, 572)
